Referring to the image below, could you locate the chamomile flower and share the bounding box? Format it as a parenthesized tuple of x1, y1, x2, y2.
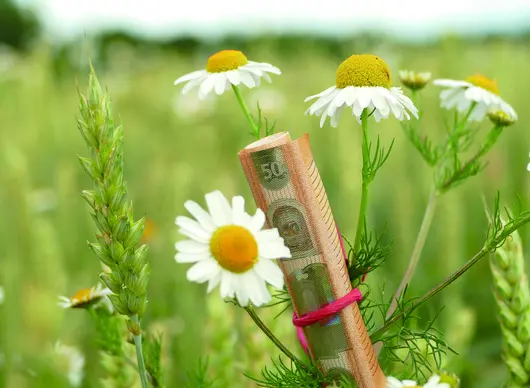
(58, 284, 112, 309)
(423, 375, 451, 388)
(434, 75, 517, 121)
(175, 190, 291, 307)
(386, 376, 420, 388)
(174, 50, 281, 100)
(305, 54, 418, 127)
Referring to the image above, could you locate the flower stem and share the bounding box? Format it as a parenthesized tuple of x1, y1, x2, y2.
(353, 109, 370, 257)
(244, 306, 306, 370)
(131, 315, 149, 388)
(232, 84, 259, 139)
(370, 210, 530, 343)
(386, 188, 437, 319)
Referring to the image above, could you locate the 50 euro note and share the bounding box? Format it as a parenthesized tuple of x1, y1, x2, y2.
(238, 132, 386, 388)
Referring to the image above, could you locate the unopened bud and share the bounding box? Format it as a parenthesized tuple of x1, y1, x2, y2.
(399, 70, 431, 91)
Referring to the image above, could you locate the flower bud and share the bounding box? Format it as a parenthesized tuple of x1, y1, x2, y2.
(488, 110, 517, 127)
(399, 70, 431, 91)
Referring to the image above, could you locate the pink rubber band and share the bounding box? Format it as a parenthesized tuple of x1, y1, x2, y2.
(293, 225, 365, 353)
(292, 288, 363, 327)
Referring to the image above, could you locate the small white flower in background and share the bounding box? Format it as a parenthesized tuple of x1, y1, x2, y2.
(305, 54, 418, 128)
(433, 75, 517, 122)
(527, 153, 530, 172)
(53, 342, 85, 387)
(0, 286, 4, 305)
(174, 50, 281, 100)
(58, 284, 112, 309)
(175, 190, 291, 307)
(423, 374, 451, 388)
(399, 70, 432, 91)
(386, 376, 420, 387)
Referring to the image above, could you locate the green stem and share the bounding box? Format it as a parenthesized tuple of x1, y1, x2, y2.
(371, 211, 530, 343)
(244, 306, 306, 370)
(353, 109, 370, 256)
(232, 84, 259, 139)
(131, 315, 149, 388)
(386, 188, 438, 319)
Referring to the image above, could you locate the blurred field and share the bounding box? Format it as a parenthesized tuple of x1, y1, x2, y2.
(0, 35, 530, 387)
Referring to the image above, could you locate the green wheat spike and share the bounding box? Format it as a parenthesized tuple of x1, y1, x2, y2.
(490, 218, 530, 386)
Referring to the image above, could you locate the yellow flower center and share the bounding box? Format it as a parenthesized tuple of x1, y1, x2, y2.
(336, 54, 392, 89)
(206, 50, 248, 73)
(210, 225, 258, 273)
(70, 288, 93, 306)
(466, 74, 499, 95)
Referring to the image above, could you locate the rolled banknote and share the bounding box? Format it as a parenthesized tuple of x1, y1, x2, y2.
(238, 132, 386, 388)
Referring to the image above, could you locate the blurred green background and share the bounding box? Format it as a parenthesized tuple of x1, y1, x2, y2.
(1, 0, 530, 387)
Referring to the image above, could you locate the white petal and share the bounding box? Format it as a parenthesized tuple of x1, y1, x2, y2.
(175, 216, 211, 240)
(175, 251, 209, 263)
(330, 105, 345, 128)
(205, 191, 232, 226)
(244, 273, 271, 306)
(304, 86, 336, 102)
(308, 89, 339, 115)
(184, 200, 216, 232)
(248, 208, 266, 231)
(254, 259, 284, 289)
(215, 75, 228, 95)
(186, 258, 220, 283)
(198, 74, 217, 100)
(262, 73, 272, 83)
(246, 61, 281, 75)
(259, 240, 291, 259)
(234, 278, 250, 306)
(232, 196, 250, 226)
(237, 70, 256, 88)
(175, 239, 209, 254)
(181, 76, 205, 95)
(256, 228, 281, 242)
(433, 79, 471, 88)
(220, 271, 235, 298)
(206, 272, 222, 293)
(174, 70, 207, 86)
(225, 70, 241, 85)
(371, 89, 390, 117)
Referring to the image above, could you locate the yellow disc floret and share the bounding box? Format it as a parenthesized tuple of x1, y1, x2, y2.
(70, 288, 95, 307)
(210, 225, 258, 273)
(206, 50, 248, 73)
(336, 54, 392, 89)
(466, 74, 500, 95)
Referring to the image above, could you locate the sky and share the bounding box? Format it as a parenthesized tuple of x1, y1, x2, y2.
(33, 0, 530, 41)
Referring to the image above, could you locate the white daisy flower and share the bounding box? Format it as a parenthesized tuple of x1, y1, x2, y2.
(175, 190, 291, 307)
(305, 54, 418, 128)
(433, 75, 517, 122)
(174, 50, 281, 100)
(53, 342, 85, 387)
(423, 374, 451, 388)
(386, 376, 420, 388)
(58, 284, 113, 309)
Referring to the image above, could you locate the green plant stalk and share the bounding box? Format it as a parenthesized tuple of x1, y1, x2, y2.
(371, 210, 530, 343)
(441, 125, 503, 192)
(131, 314, 149, 388)
(353, 109, 370, 256)
(244, 306, 307, 371)
(386, 188, 438, 319)
(232, 84, 259, 139)
(490, 219, 530, 386)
